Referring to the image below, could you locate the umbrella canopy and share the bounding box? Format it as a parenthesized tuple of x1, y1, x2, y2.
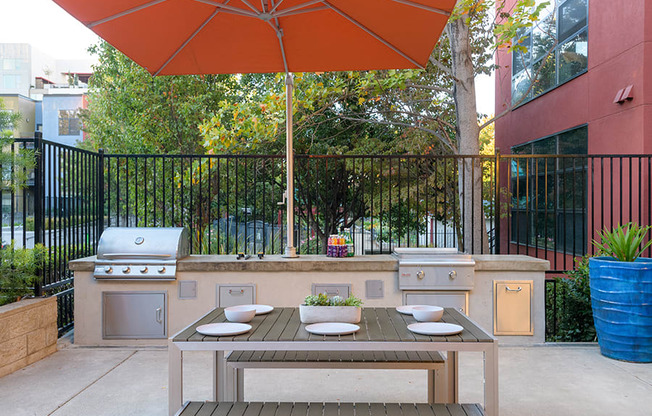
(54, 0, 456, 75)
(54, 0, 456, 256)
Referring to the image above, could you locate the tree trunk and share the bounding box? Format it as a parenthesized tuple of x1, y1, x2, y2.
(447, 16, 489, 254)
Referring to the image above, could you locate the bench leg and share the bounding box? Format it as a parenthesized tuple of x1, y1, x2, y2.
(212, 351, 225, 401)
(236, 368, 245, 401)
(223, 363, 237, 401)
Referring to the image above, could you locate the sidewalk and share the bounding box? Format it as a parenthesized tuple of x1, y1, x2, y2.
(1, 335, 651, 416)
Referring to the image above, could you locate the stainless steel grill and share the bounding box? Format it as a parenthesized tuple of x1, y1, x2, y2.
(94, 227, 189, 280)
(394, 247, 475, 290)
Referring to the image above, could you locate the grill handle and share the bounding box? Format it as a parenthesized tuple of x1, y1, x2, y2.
(101, 253, 172, 259)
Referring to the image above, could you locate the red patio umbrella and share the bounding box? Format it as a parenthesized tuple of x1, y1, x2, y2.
(54, 0, 456, 256)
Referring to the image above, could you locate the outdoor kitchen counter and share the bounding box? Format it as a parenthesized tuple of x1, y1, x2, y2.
(69, 254, 548, 346)
(69, 254, 545, 272)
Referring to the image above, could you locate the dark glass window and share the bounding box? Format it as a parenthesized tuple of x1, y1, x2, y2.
(511, 0, 589, 105)
(510, 126, 588, 255)
(58, 110, 81, 136)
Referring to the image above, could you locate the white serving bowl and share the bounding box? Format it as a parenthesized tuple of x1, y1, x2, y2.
(411, 305, 444, 322)
(224, 305, 257, 323)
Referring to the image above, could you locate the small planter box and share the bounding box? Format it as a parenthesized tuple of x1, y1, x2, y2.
(299, 305, 361, 324)
(0, 297, 58, 377)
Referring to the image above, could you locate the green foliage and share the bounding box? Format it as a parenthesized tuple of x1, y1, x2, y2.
(330, 295, 346, 306)
(592, 222, 652, 262)
(0, 243, 47, 306)
(546, 256, 596, 342)
(343, 295, 363, 307)
(0, 99, 35, 193)
(82, 41, 237, 154)
(303, 293, 363, 307)
(376, 201, 426, 244)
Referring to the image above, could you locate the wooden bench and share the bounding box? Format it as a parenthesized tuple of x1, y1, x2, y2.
(176, 402, 485, 416)
(223, 350, 451, 403)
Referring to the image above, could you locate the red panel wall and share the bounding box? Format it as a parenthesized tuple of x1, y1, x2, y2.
(494, 0, 652, 263)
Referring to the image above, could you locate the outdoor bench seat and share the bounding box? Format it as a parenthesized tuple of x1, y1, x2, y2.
(176, 402, 485, 416)
(223, 350, 449, 403)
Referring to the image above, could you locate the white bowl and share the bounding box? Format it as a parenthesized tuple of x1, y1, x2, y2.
(411, 305, 444, 322)
(224, 305, 257, 323)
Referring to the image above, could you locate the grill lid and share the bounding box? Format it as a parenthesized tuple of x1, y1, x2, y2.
(94, 227, 189, 280)
(393, 247, 474, 266)
(97, 227, 189, 261)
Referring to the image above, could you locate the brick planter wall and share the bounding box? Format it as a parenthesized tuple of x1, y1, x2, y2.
(0, 297, 58, 378)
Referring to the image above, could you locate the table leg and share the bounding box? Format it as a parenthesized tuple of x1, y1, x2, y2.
(168, 340, 183, 416)
(213, 351, 225, 401)
(484, 343, 499, 416)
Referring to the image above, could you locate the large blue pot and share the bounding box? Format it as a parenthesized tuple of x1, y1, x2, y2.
(589, 257, 652, 362)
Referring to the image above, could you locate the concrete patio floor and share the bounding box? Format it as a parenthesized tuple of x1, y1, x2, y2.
(1, 334, 651, 416)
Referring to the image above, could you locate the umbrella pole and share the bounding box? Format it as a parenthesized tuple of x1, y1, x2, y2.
(283, 72, 298, 258)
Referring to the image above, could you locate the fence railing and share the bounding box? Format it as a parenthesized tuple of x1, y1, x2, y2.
(4, 136, 652, 339)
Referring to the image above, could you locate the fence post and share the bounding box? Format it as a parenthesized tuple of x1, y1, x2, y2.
(33, 132, 44, 296)
(494, 149, 501, 254)
(97, 149, 104, 244)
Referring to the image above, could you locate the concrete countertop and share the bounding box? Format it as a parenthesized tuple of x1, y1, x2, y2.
(69, 253, 550, 272)
(69, 254, 399, 272)
(472, 255, 550, 271)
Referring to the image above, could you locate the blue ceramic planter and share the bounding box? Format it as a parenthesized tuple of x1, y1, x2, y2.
(589, 257, 652, 362)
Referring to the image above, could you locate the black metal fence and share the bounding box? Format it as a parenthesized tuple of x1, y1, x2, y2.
(4, 135, 652, 339)
(2, 136, 101, 335)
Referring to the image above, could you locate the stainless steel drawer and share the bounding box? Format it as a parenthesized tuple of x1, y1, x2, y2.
(216, 284, 256, 307)
(102, 291, 167, 339)
(494, 280, 533, 335)
(398, 262, 474, 290)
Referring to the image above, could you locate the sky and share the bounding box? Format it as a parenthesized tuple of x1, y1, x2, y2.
(0, 0, 494, 114)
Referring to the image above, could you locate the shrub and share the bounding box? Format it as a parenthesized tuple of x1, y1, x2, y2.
(547, 256, 596, 342)
(0, 243, 47, 306)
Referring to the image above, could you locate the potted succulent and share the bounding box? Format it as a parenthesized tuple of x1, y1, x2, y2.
(589, 222, 652, 362)
(299, 293, 363, 324)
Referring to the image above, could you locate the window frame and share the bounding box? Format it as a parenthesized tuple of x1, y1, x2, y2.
(509, 125, 588, 255)
(511, 0, 589, 107)
(58, 109, 82, 136)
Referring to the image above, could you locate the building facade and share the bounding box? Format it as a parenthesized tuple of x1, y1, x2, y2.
(494, 0, 651, 264)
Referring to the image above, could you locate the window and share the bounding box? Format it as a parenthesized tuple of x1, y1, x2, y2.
(3, 74, 20, 89)
(58, 110, 81, 136)
(2, 58, 19, 70)
(511, 0, 588, 105)
(510, 126, 588, 255)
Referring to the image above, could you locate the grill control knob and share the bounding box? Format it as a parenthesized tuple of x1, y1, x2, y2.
(122, 266, 131, 274)
(140, 267, 148, 274)
(157, 266, 166, 274)
(416, 270, 425, 280)
(449, 270, 457, 280)
(104, 266, 113, 274)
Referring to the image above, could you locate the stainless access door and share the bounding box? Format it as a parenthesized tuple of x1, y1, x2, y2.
(102, 291, 167, 339)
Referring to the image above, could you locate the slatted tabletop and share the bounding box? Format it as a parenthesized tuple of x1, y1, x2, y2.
(169, 308, 498, 416)
(177, 402, 485, 416)
(173, 307, 493, 346)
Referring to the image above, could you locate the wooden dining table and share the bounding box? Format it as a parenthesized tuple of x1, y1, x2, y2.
(169, 307, 498, 416)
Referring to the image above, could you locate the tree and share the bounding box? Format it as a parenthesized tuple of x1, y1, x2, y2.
(81, 41, 237, 155)
(0, 99, 34, 193)
(319, 0, 553, 253)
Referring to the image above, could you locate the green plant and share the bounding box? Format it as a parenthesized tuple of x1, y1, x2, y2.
(592, 222, 652, 262)
(303, 293, 363, 307)
(0, 243, 47, 306)
(546, 256, 596, 342)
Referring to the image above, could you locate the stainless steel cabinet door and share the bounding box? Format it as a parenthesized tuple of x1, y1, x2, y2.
(102, 291, 167, 339)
